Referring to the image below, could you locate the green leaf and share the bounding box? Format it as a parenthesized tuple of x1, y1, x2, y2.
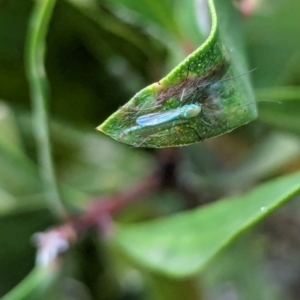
(113, 171, 300, 277)
(0, 103, 40, 197)
(256, 86, 300, 136)
(1, 267, 58, 300)
(244, 1, 300, 88)
(98, 0, 257, 147)
(103, 0, 180, 37)
(174, 0, 208, 45)
(215, 132, 300, 189)
(0, 209, 53, 297)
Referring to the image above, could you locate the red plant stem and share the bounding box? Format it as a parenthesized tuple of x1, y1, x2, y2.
(35, 147, 204, 260)
(67, 147, 204, 235)
(75, 172, 161, 232)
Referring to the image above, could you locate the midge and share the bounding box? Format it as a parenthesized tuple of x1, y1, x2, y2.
(120, 98, 266, 138)
(122, 103, 202, 136)
(137, 103, 201, 126)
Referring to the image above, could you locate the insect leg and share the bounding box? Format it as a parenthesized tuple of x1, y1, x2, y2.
(190, 126, 203, 142)
(199, 116, 210, 126)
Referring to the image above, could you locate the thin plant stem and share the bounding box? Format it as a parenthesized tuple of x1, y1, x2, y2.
(25, 0, 66, 218)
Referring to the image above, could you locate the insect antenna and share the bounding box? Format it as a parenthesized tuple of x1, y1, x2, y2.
(231, 99, 282, 114)
(189, 68, 257, 103)
(202, 68, 257, 89)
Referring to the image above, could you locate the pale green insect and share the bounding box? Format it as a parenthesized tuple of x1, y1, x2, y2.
(122, 103, 202, 136)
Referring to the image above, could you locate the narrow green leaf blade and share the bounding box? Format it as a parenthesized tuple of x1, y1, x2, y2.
(113, 171, 300, 277)
(103, 0, 180, 36)
(98, 0, 257, 147)
(1, 267, 58, 300)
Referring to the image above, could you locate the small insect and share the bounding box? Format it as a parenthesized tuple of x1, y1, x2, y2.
(122, 103, 202, 136)
(136, 103, 201, 126)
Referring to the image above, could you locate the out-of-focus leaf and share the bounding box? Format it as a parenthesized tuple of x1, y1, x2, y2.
(0, 103, 40, 197)
(0, 145, 39, 197)
(66, 0, 161, 63)
(0, 104, 46, 214)
(245, 0, 300, 88)
(256, 87, 300, 136)
(113, 171, 300, 277)
(102, 0, 179, 37)
(98, 0, 257, 148)
(256, 86, 300, 102)
(203, 234, 281, 300)
(0, 101, 24, 153)
(0, 1, 31, 110)
(174, 0, 209, 46)
(0, 209, 53, 296)
(179, 132, 300, 197)
(0, 189, 17, 213)
(1, 267, 58, 300)
(215, 132, 300, 190)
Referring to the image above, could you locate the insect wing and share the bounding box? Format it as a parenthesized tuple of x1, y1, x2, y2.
(136, 109, 180, 126)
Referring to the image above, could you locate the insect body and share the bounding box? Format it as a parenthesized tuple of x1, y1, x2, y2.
(121, 103, 202, 137)
(136, 103, 202, 126)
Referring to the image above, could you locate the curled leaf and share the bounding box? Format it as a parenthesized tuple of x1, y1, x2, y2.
(98, 0, 257, 148)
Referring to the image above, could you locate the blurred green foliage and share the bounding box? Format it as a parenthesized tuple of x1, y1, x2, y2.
(1, 0, 300, 299)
